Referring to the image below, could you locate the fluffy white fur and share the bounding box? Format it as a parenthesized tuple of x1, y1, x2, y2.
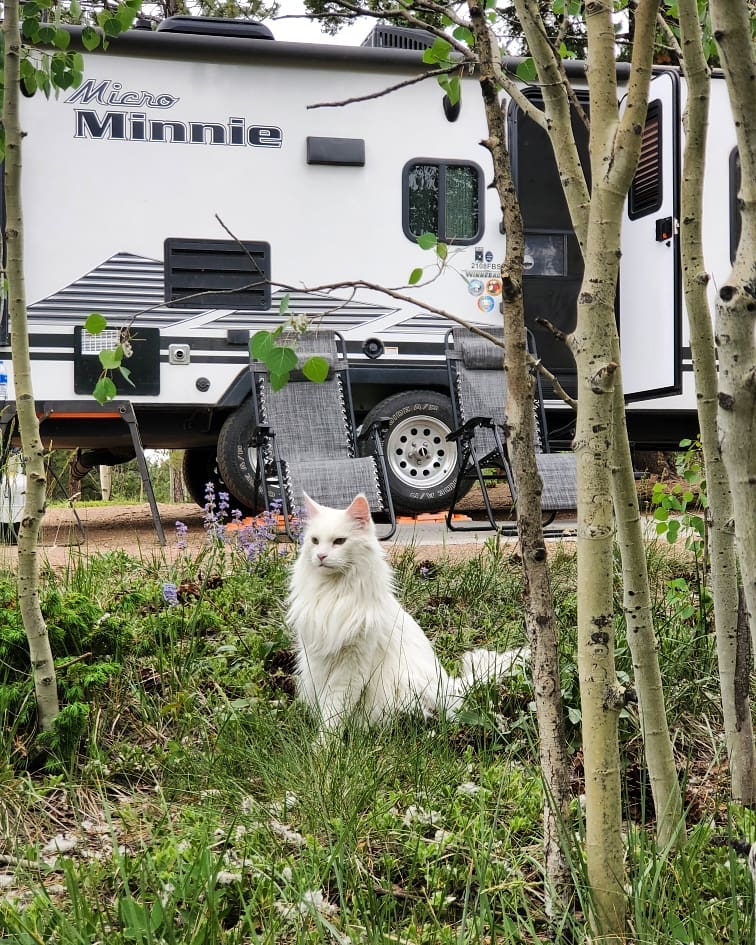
(287, 493, 527, 734)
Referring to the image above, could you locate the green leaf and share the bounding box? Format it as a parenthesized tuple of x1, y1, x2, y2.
(266, 345, 298, 376)
(37, 25, 57, 44)
(93, 376, 117, 405)
(516, 58, 538, 83)
(116, 3, 137, 31)
(81, 26, 100, 51)
(408, 268, 423, 285)
(118, 365, 135, 387)
(416, 232, 437, 251)
(435, 242, 448, 261)
(85, 312, 107, 334)
(302, 356, 329, 383)
(422, 37, 452, 65)
(250, 330, 275, 361)
(452, 26, 474, 47)
(445, 75, 461, 106)
(21, 71, 38, 96)
(22, 18, 40, 42)
(99, 347, 123, 371)
(268, 372, 290, 392)
(567, 706, 582, 724)
(70, 0, 82, 20)
(278, 293, 290, 316)
(52, 28, 71, 50)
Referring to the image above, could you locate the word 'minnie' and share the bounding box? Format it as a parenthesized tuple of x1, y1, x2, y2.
(74, 111, 283, 148)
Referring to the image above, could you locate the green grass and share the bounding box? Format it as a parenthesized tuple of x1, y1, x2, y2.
(0, 521, 753, 943)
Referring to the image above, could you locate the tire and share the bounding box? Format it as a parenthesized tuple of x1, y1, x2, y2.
(360, 390, 470, 515)
(182, 445, 258, 518)
(215, 400, 268, 514)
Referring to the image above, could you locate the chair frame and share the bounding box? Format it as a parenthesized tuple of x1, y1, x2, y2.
(443, 327, 563, 533)
(248, 331, 396, 541)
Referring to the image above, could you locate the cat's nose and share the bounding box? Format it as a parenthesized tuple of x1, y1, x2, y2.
(317, 552, 328, 562)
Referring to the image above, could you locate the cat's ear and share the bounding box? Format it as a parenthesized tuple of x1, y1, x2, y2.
(345, 494, 372, 528)
(302, 492, 324, 519)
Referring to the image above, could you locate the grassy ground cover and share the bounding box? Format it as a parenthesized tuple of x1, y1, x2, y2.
(0, 505, 753, 943)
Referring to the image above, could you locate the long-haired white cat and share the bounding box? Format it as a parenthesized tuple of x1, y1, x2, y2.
(287, 493, 527, 735)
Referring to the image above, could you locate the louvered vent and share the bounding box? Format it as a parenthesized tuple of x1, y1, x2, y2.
(360, 25, 434, 50)
(628, 100, 663, 220)
(164, 239, 271, 310)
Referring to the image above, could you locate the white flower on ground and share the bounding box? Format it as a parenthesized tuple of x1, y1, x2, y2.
(275, 888, 338, 920)
(401, 805, 441, 826)
(42, 835, 78, 855)
(269, 818, 306, 848)
(456, 781, 482, 796)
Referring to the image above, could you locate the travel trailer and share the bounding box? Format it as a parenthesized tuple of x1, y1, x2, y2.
(0, 18, 739, 514)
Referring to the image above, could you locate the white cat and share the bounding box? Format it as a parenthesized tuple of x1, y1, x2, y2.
(287, 493, 527, 735)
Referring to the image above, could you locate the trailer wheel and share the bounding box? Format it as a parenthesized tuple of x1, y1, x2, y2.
(361, 390, 469, 515)
(216, 400, 269, 514)
(182, 445, 258, 518)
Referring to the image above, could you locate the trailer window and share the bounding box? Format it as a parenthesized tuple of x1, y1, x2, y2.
(403, 160, 483, 244)
(628, 100, 663, 220)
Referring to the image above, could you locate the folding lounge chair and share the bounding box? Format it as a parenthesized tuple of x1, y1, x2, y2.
(444, 326, 577, 531)
(248, 330, 396, 540)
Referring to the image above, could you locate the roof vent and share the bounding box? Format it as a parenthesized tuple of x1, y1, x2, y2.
(360, 25, 434, 50)
(157, 16, 274, 40)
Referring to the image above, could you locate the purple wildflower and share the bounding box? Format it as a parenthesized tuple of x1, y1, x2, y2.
(175, 520, 189, 550)
(162, 582, 179, 607)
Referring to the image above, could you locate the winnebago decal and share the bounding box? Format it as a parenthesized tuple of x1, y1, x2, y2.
(65, 79, 282, 148)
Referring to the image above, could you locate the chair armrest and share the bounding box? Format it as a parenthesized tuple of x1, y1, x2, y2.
(250, 425, 273, 447)
(357, 417, 391, 444)
(446, 416, 496, 443)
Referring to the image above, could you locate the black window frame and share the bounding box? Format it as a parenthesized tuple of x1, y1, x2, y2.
(628, 99, 663, 220)
(402, 158, 484, 245)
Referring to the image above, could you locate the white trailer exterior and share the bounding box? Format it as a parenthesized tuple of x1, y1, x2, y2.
(0, 19, 739, 513)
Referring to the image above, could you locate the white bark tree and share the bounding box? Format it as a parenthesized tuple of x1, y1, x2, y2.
(672, 0, 755, 805)
(708, 0, 756, 658)
(2, 0, 59, 731)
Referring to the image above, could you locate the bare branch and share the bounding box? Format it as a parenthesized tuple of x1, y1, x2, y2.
(307, 63, 463, 109)
(656, 10, 683, 60)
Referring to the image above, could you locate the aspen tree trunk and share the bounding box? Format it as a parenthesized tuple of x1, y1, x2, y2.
(677, 0, 755, 805)
(467, 0, 573, 911)
(170, 450, 186, 502)
(709, 0, 756, 658)
(514, 0, 682, 850)
(572, 1, 663, 935)
(100, 464, 113, 501)
(3, 0, 60, 729)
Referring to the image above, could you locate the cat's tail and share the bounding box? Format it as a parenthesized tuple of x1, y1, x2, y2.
(447, 646, 530, 714)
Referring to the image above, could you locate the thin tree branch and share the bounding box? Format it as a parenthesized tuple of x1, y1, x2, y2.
(307, 63, 462, 109)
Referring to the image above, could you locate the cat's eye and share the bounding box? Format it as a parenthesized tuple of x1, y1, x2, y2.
(311, 537, 319, 545)
(333, 537, 347, 546)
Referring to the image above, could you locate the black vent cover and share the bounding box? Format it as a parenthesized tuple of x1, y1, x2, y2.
(164, 239, 271, 310)
(156, 16, 274, 39)
(628, 100, 663, 220)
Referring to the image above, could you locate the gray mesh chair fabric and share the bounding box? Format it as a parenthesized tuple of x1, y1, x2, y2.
(445, 326, 576, 530)
(250, 331, 395, 539)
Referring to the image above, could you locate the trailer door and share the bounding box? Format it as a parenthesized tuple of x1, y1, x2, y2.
(619, 71, 681, 399)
